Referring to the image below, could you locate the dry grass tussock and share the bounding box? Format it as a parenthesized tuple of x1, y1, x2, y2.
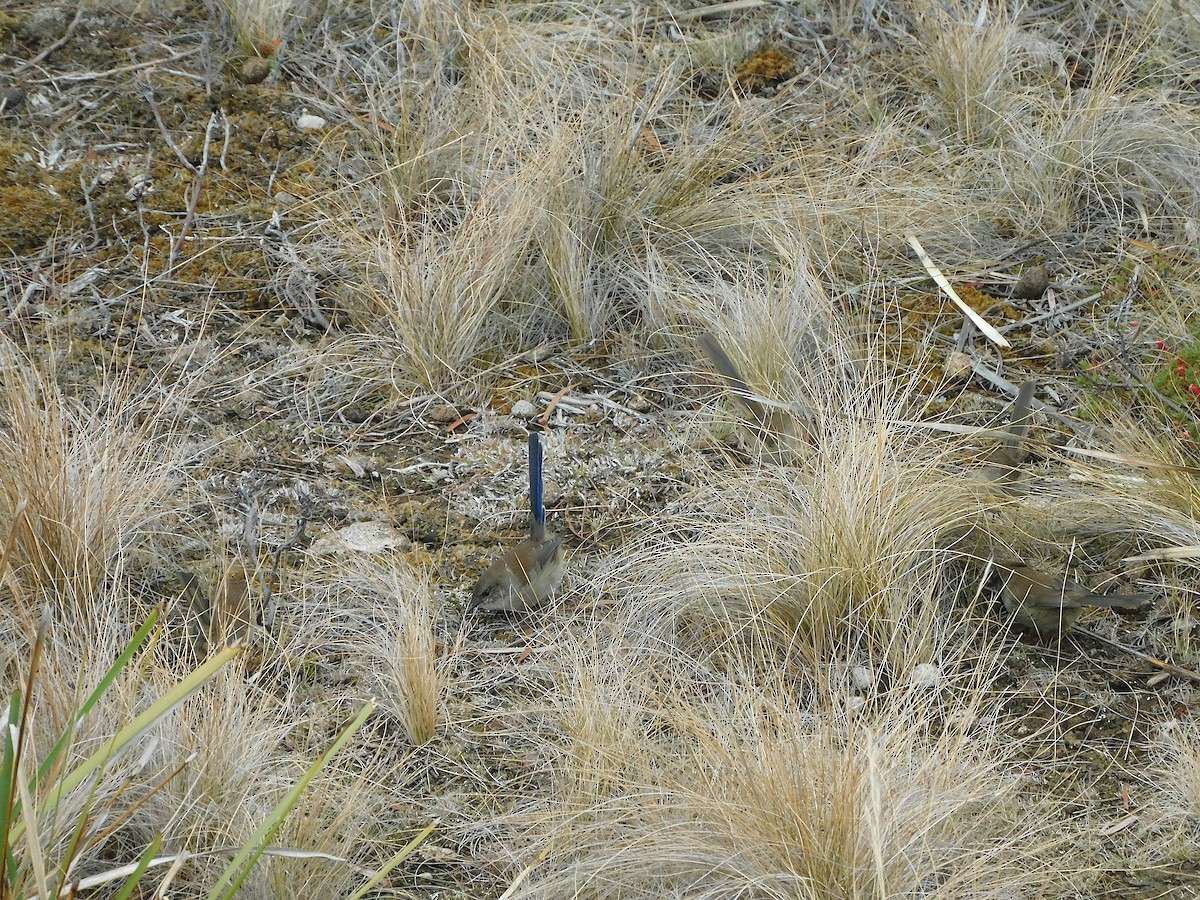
(14, 591, 389, 898)
(511, 628, 1077, 900)
(304, 549, 448, 746)
(312, 3, 829, 390)
(1154, 718, 1200, 847)
(304, 0, 1200, 401)
(5, 0, 1200, 895)
(598, 353, 1008, 672)
(0, 335, 183, 607)
(139, 667, 391, 898)
(0, 340, 393, 894)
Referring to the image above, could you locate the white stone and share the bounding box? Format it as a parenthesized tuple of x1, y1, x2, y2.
(296, 114, 327, 131)
(850, 665, 873, 691)
(309, 522, 410, 555)
(909, 663, 942, 688)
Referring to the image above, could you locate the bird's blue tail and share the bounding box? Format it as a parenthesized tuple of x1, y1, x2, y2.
(528, 428, 545, 539)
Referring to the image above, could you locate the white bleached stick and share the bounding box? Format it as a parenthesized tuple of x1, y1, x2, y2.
(906, 233, 1010, 349)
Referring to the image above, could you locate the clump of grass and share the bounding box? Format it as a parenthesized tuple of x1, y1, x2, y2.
(221, 0, 305, 54)
(136, 667, 382, 897)
(996, 31, 1200, 237)
(303, 550, 448, 747)
(1155, 719, 1200, 846)
(0, 573, 242, 898)
(608, 354, 997, 671)
(907, 3, 1020, 145)
(517, 630, 1079, 900)
(321, 59, 551, 391)
(357, 556, 446, 746)
(0, 336, 182, 607)
(532, 75, 793, 343)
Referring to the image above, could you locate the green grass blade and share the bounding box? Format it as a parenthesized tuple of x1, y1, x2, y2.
(110, 833, 163, 900)
(206, 699, 375, 900)
(345, 821, 436, 900)
(35, 646, 240, 825)
(0, 692, 20, 892)
(35, 607, 163, 788)
(16, 744, 47, 898)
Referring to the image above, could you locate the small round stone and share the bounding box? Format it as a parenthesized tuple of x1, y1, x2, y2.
(943, 349, 972, 382)
(850, 665, 874, 691)
(296, 113, 327, 131)
(1012, 265, 1049, 301)
(909, 663, 942, 688)
(0, 87, 26, 113)
(239, 57, 272, 85)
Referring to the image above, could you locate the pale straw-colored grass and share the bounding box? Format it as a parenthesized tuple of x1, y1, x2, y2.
(512, 626, 1078, 900)
(0, 335, 183, 610)
(301, 549, 450, 748)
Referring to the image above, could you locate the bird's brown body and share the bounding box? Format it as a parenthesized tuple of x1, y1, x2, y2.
(996, 563, 1150, 638)
(697, 332, 807, 455)
(470, 526, 566, 612)
(977, 380, 1036, 487)
(470, 427, 566, 614)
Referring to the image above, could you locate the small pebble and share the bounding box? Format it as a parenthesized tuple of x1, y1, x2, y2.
(943, 349, 972, 382)
(850, 665, 874, 691)
(909, 663, 942, 688)
(511, 399, 537, 417)
(0, 87, 26, 113)
(1012, 264, 1049, 301)
(627, 393, 652, 413)
(239, 57, 272, 85)
(426, 403, 461, 425)
(296, 113, 327, 131)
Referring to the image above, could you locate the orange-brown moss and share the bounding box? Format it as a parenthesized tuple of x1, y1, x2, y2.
(0, 141, 79, 254)
(735, 47, 796, 93)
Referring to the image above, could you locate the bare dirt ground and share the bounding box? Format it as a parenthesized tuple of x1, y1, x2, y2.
(2, 1, 1200, 897)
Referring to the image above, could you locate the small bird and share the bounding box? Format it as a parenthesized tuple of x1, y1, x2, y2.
(470, 428, 566, 612)
(976, 380, 1036, 488)
(169, 566, 255, 659)
(995, 562, 1151, 638)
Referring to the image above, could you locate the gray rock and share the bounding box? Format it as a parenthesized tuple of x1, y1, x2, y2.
(0, 87, 25, 113)
(19, 7, 70, 48)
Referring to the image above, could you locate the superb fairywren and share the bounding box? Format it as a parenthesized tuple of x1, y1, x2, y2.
(697, 331, 808, 455)
(995, 561, 1150, 638)
(469, 427, 566, 612)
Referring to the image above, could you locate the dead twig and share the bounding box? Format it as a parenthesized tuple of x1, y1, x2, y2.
(996, 290, 1103, 334)
(1075, 627, 1200, 684)
(12, 5, 85, 74)
(139, 71, 195, 173)
(40, 48, 203, 83)
(140, 72, 224, 272)
(907, 233, 1010, 349)
(263, 484, 312, 632)
(539, 386, 572, 428)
